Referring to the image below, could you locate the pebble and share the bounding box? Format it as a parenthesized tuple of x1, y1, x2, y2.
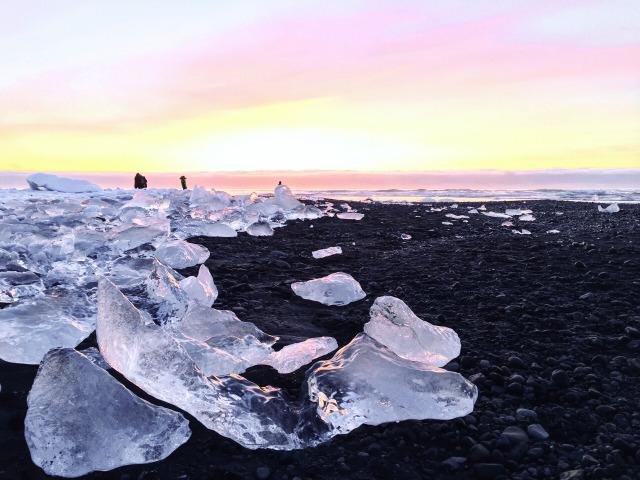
(255, 467, 270, 480)
(527, 424, 549, 441)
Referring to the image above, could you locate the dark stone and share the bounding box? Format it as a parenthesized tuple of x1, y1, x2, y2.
(474, 463, 507, 479)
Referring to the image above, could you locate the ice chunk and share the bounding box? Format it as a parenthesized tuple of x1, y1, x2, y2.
(291, 273, 366, 306)
(478, 205, 487, 211)
(312, 246, 342, 259)
(179, 265, 218, 307)
(598, 203, 620, 213)
(400, 233, 412, 240)
(273, 183, 303, 210)
(0, 270, 44, 303)
(442, 221, 453, 225)
(468, 208, 479, 214)
(96, 278, 304, 450)
(0, 297, 95, 364)
(501, 221, 514, 227)
(512, 229, 531, 235)
(306, 334, 477, 435)
(195, 222, 237, 237)
(482, 211, 511, 219)
(445, 214, 469, 220)
(25, 348, 190, 478)
(546, 229, 560, 234)
(519, 214, 535, 221)
(246, 221, 274, 236)
(505, 208, 532, 216)
(80, 347, 111, 370)
(141, 260, 189, 324)
(26, 173, 101, 193)
(154, 239, 210, 269)
(364, 296, 461, 367)
(110, 223, 167, 251)
(265, 337, 338, 374)
(336, 212, 364, 220)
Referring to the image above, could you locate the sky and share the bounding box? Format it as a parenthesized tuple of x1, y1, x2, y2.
(1, 0, 639, 181)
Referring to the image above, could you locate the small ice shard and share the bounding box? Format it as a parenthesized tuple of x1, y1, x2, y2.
(555, 211, 564, 215)
(501, 221, 514, 227)
(246, 221, 274, 236)
(505, 208, 532, 216)
(265, 337, 338, 374)
(96, 279, 304, 450)
(598, 203, 620, 213)
(364, 296, 460, 367)
(546, 229, 560, 234)
(478, 205, 487, 211)
(154, 240, 210, 269)
(306, 334, 477, 435)
(400, 233, 412, 240)
(482, 211, 511, 219)
(336, 212, 364, 220)
(25, 348, 190, 478)
(179, 265, 218, 307)
(512, 229, 531, 235)
(340, 203, 352, 211)
(445, 214, 469, 220)
(291, 273, 366, 306)
(519, 214, 535, 221)
(442, 221, 453, 225)
(468, 208, 479, 214)
(312, 246, 342, 259)
(26, 173, 101, 193)
(450, 203, 458, 209)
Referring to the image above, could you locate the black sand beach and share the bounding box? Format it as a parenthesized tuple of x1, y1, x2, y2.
(1, 200, 639, 480)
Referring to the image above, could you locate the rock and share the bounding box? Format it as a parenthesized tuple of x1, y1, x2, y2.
(559, 469, 584, 480)
(255, 466, 271, 479)
(516, 408, 538, 423)
(551, 369, 570, 387)
(469, 443, 490, 462)
(527, 424, 549, 440)
(507, 356, 526, 369)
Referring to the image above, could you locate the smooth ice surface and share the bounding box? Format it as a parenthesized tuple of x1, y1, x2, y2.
(336, 212, 364, 220)
(306, 334, 477, 435)
(598, 203, 620, 213)
(291, 272, 366, 306)
(27, 173, 101, 193)
(246, 221, 274, 236)
(265, 337, 338, 374)
(179, 264, 218, 307)
(97, 278, 306, 450)
(312, 246, 342, 259)
(364, 296, 461, 367)
(0, 297, 95, 364)
(154, 240, 210, 269)
(25, 348, 190, 478)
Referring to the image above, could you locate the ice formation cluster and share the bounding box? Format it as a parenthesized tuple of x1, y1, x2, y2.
(1, 177, 477, 477)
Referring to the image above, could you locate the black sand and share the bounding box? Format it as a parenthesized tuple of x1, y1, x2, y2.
(1, 200, 639, 480)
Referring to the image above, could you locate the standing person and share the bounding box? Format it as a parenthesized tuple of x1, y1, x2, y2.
(180, 175, 187, 190)
(134, 173, 147, 189)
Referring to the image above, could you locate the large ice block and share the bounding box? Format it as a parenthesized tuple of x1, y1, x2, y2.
(154, 239, 210, 269)
(25, 348, 190, 478)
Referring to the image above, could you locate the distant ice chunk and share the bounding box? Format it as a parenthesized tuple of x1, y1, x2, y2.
(26, 173, 101, 193)
(25, 348, 190, 478)
(482, 211, 511, 219)
(501, 221, 514, 227)
(273, 183, 303, 210)
(598, 203, 620, 213)
(400, 233, 412, 240)
(337, 212, 364, 220)
(442, 221, 453, 225)
(478, 205, 487, 211)
(364, 296, 461, 367)
(179, 264, 218, 307)
(306, 334, 477, 435)
(519, 214, 535, 221)
(512, 229, 531, 235)
(445, 214, 469, 220)
(505, 209, 532, 216)
(468, 208, 479, 214)
(246, 221, 274, 236)
(312, 246, 342, 259)
(196, 222, 237, 237)
(265, 337, 338, 374)
(291, 272, 366, 306)
(155, 239, 210, 269)
(546, 229, 560, 234)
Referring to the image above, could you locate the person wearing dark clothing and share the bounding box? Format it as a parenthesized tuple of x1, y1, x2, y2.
(180, 176, 187, 190)
(134, 173, 147, 189)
